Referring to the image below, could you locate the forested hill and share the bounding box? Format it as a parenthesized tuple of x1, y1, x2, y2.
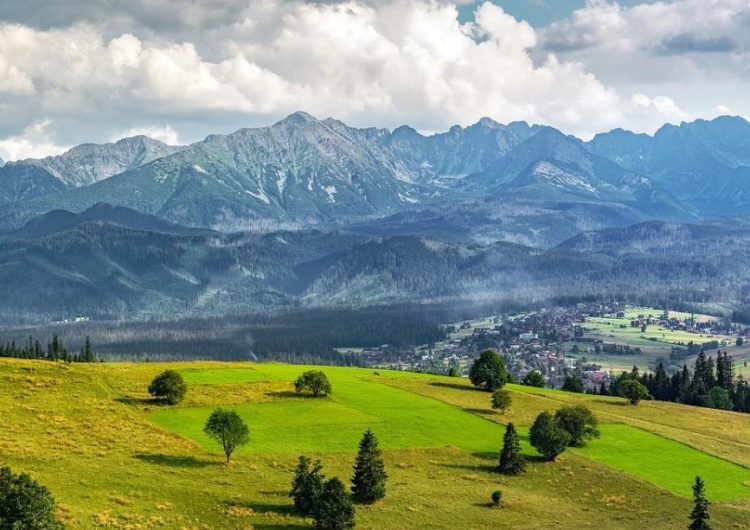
(3, 206, 750, 323)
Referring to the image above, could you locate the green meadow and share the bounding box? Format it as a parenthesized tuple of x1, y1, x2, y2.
(3, 359, 750, 529)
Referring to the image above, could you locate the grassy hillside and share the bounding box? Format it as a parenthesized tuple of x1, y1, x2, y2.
(2, 360, 750, 529)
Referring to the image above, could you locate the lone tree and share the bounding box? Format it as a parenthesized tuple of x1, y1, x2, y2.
(498, 423, 526, 475)
(553, 405, 600, 447)
(522, 370, 546, 388)
(351, 430, 387, 504)
(314, 477, 355, 530)
(148, 369, 187, 405)
(689, 476, 711, 530)
(529, 411, 570, 461)
(618, 379, 650, 405)
(290, 455, 325, 516)
(469, 350, 509, 392)
(561, 375, 585, 393)
(491, 389, 512, 414)
(0, 466, 63, 529)
(203, 408, 249, 463)
(295, 370, 332, 397)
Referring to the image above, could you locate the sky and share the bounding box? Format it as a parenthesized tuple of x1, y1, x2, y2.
(0, 0, 748, 161)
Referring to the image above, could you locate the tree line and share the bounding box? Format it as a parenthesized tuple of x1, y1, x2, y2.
(598, 350, 750, 412)
(0, 334, 96, 363)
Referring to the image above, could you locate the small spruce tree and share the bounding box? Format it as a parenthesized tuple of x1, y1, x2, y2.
(314, 478, 355, 530)
(689, 476, 711, 530)
(498, 423, 526, 475)
(351, 430, 387, 504)
(290, 455, 325, 516)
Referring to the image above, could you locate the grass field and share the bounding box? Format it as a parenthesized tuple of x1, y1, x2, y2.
(3, 359, 750, 529)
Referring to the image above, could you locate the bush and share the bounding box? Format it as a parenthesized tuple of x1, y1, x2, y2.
(0, 466, 63, 529)
(469, 350, 509, 392)
(295, 370, 332, 397)
(491, 389, 512, 413)
(148, 370, 187, 405)
(491, 490, 502, 507)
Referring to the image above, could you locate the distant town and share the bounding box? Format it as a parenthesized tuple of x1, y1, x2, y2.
(348, 303, 748, 389)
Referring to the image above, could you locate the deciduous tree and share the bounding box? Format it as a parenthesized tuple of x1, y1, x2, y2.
(469, 350, 508, 392)
(553, 405, 600, 447)
(295, 370, 332, 397)
(203, 408, 249, 463)
(529, 411, 570, 461)
(0, 466, 63, 529)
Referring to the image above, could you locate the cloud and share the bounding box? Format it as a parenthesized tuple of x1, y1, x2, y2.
(655, 32, 738, 55)
(0, 120, 69, 161)
(0, 0, 747, 160)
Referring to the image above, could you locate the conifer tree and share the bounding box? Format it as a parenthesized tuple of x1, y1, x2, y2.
(689, 476, 711, 530)
(498, 423, 526, 475)
(290, 455, 325, 516)
(351, 430, 387, 504)
(314, 478, 355, 530)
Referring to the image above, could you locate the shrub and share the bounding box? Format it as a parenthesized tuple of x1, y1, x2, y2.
(491, 389, 512, 413)
(491, 490, 502, 507)
(148, 370, 187, 405)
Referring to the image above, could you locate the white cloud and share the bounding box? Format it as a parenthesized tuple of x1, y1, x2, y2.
(0, 120, 69, 161)
(0, 0, 747, 159)
(115, 124, 182, 145)
(630, 94, 689, 122)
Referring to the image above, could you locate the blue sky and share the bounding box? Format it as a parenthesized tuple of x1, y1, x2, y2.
(0, 0, 747, 160)
(459, 0, 657, 26)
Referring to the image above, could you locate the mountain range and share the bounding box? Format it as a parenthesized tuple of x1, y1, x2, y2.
(3, 113, 750, 322)
(5, 112, 750, 242)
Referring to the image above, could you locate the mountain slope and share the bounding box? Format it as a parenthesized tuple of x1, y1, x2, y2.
(588, 116, 750, 214)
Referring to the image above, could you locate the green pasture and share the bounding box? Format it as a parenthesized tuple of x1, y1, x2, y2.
(152, 366, 504, 454)
(4, 359, 750, 529)
(575, 424, 750, 501)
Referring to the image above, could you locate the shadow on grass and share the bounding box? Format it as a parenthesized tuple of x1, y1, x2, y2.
(598, 400, 630, 407)
(253, 523, 310, 530)
(429, 381, 482, 392)
(134, 453, 215, 468)
(265, 390, 329, 399)
(115, 396, 157, 406)
(464, 407, 498, 416)
(227, 501, 296, 517)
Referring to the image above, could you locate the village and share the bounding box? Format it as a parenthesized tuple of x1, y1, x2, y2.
(351, 303, 747, 390)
